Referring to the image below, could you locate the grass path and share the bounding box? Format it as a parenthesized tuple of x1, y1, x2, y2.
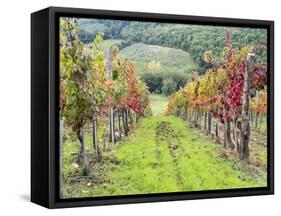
(149, 94, 168, 116)
(63, 115, 267, 198)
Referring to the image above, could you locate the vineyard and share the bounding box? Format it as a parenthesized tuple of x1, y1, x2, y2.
(59, 18, 267, 198)
(120, 43, 196, 68)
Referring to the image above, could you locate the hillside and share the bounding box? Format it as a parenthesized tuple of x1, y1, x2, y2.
(119, 43, 197, 94)
(84, 40, 197, 95)
(99, 39, 124, 51)
(78, 18, 267, 72)
(120, 43, 196, 68)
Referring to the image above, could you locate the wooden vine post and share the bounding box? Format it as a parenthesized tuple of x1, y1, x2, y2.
(207, 112, 212, 135)
(107, 47, 115, 145)
(78, 127, 89, 175)
(93, 112, 99, 161)
(239, 53, 256, 160)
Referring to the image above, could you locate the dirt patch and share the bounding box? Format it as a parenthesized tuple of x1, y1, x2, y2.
(67, 175, 110, 185)
(155, 121, 185, 188)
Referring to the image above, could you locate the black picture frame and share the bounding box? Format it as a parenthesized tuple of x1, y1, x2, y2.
(31, 6, 274, 209)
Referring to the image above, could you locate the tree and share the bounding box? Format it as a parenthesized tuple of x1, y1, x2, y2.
(161, 79, 177, 96)
(142, 72, 163, 93)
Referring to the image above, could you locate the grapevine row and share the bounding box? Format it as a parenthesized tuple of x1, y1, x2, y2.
(165, 29, 267, 160)
(59, 18, 151, 196)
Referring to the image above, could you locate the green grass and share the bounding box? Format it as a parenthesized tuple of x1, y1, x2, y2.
(150, 94, 168, 116)
(253, 120, 267, 135)
(62, 115, 267, 198)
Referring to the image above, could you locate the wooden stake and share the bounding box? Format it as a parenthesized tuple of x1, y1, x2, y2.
(239, 53, 256, 160)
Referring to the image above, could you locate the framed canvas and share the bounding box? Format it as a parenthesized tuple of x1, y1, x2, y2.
(31, 6, 274, 208)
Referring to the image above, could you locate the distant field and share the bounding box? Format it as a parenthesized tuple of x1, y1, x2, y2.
(120, 43, 197, 68)
(150, 94, 168, 116)
(84, 40, 197, 78)
(120, 43, 197, 78)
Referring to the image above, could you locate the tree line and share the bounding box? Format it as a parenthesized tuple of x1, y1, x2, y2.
(77, 19, 267, 73)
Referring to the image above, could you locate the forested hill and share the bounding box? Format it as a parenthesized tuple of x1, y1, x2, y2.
(78, 19, 267, 73)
